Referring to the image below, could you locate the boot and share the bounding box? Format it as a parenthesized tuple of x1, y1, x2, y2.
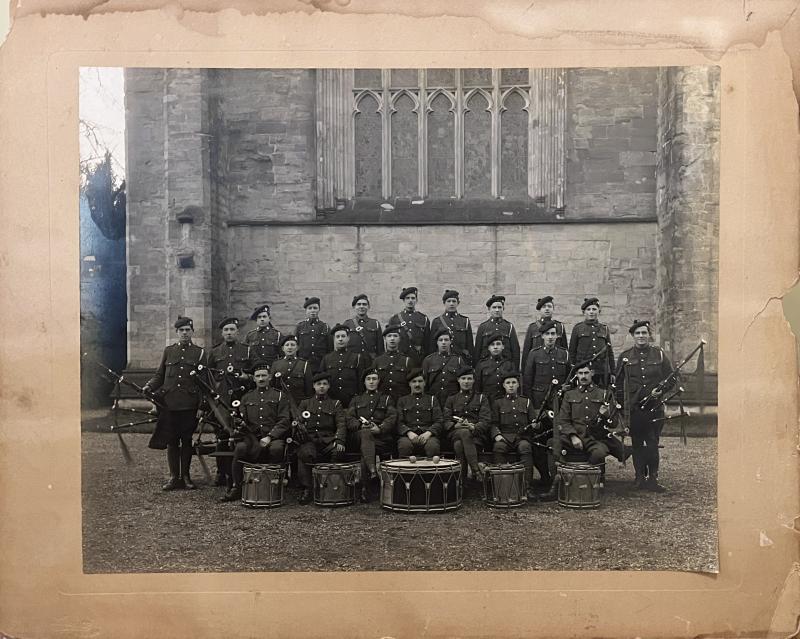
(162, 446, 184, 491)
(180, 446, 196, 490)
(219, 485, 242, 502)
(298, 488, 312, 505)
(646, 475, 667, 493)
(538, 476, 558, 502)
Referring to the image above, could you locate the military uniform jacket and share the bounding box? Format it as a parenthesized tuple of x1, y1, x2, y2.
(396, 393, 443, 437)
(346, 391, 397, 438)
(568, 320, 614, 376)
(389, 309, 431, 364)
(490, 395, 536, 439)
(556, 384, 610, 439)
(421, 351, 465, 408)
(294, 318, 331, 369)
(443, 390, 491, 438)
(344, 317, 384, 358)
(474, 318, 520, 368)
(474, 355, 519, 401)
(522, 345, 570, 405)
(298, 395, 347, 445)
(429, 312, 474, 364)
(147, 341, 207, 411)
(238, 387, 291, 440)
(372, 350, 413, 401)
(521, 318, 568, 367)
(245, 324, 282, 367)
(207, 341, 252, 401)
(319, 349, 366, 406)
(270, 356, 313, 405)
(616, 345, 675, 408)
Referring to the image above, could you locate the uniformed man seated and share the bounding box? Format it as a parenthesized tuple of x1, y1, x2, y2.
(220, 361, 291, 503)
(346, 368, 397, 500)
(474, 334, 518, 402)
(296, 371, 347, 504)
(396, 369, 443, 458)
(490, 371, 537, 495)
(556, 361, 625, 484)
(443, 365, 491, 483)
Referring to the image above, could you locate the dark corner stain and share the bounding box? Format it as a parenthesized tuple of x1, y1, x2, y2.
(15, 393, 33, 410)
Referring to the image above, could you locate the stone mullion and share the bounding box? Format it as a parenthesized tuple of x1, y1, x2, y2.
(316, 69, 355, 207)
(454, 71, 465, 198)
(418, 70, 427, 198)
(490, 69, 501, 198)
(529, 68, 567, 208)
(380, 70, 392, 200)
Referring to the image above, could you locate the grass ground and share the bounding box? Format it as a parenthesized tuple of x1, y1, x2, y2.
(82, 431, 717, 573)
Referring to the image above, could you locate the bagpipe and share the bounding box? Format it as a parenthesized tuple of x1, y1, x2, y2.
(636, 339, 706, 412)
(83, 354, 164, 464)
(273, 371, 311, 446)
(200, 363, 250, 399)
(522, 378, 560, 440)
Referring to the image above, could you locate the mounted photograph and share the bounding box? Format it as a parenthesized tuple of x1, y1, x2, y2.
(79, 65, 719, 573)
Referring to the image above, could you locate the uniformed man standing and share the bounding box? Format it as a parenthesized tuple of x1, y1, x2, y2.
(616, 320, 675, 492)
(521, 296, 568, 368)
(474, 334, 519, 401)
(343, 293, 383, 361)
(396, 369, 444, 458)
(556, 362, 622, 467)
(490, 372, 537, 492)
(388, 286, 431, 366)
(143, 316, 207, 491)
(270, 334, 313, 405)
(522, 321, 571, 405)
(568, 297, 614, 388)
(421, 328, 465, 408)
(296, 371, 347, 504)
(319, 323, 367, 407)
(245, 304, 282, 368)
(346, 368, 397, 496)
(372, 325, 413, 401)
(220, 362, 291, 503)
(443, 366, 491, 483)
(429, 290, 474, 365)
(207, 317, 252, 488)
(294, 297, 331, 370)
(474, 295, 520, 368)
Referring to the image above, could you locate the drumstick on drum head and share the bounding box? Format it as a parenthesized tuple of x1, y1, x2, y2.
(432, 455, 440, 464)
(409, 455, 417, 463)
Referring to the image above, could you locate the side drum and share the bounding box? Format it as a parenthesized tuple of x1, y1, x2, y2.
(312, 462, 359, 507)
(557, 462, 602, 509)
(241, 463, 285, 508)
(482, 463, 527, 508)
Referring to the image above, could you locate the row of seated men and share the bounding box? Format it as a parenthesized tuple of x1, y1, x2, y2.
(142, 314, 675, 505)
(241, 288, 616, 383)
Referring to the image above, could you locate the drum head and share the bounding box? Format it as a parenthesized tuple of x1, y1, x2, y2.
(381, 458, 460, 471)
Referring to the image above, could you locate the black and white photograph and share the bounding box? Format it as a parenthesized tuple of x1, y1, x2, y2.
(79, 65, 719, 574)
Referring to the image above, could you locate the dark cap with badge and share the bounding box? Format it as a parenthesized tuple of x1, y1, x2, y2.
(174, 316, 194, 330)
(539, 320, 557, 334)
(629, 319, 651, 334)
(455, 365, 474, 378)
(312, 370, 332, 384)
(501, 369, 521, 383)
(280, 334, 298, 347)
(486, 294, 506, 308)
(399, 286, 418, 299)
(581, 297, 600, 311)
(352, 293, 370, 307)
(433, 327, 452, 341)
(330, 323, 350, 335)
(406, 368, 424, 382)
(250, 304, 270, 320)
(303, 297, 321, 309)
(218, 317, 239, 330)
(442, 289, 460, 303)
(383, 324, 402, 337)
(361, 367, 380, 383)
(536, 296, 554, 310)
(251, 361, 271, 373)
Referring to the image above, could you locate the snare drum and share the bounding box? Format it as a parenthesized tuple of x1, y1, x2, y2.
(312, 463, 359, 507)
(379, 458, 462, 513)
(482, 463, 527, 508)
(241, 463, 285, 508)
(557, 462, 602, 509)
